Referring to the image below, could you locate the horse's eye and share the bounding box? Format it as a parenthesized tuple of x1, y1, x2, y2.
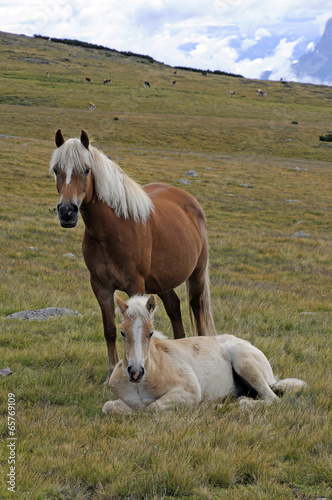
(120, 329, 126, 339)
(53, 167, 59, 175)
(84, 167, 91, 176)
(148, 331, 154, 339)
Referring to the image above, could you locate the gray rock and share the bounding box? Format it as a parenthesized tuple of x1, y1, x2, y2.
(6, 307, 82, 321)
(179, 178, 192, 185)
(185, 170, 199, 177)
(292, 231, 310, 238)
(0, 367, 12, 377)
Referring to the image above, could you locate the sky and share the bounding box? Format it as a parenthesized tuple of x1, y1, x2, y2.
(1, 0, 332, 83)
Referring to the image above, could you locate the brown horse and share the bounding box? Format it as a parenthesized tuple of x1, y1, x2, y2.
(50, 130, 215, 381)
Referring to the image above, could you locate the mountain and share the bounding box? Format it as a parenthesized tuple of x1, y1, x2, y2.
(292, 17, 332, 83)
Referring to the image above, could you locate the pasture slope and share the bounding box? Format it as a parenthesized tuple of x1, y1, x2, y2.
(0, 31, 331, 499)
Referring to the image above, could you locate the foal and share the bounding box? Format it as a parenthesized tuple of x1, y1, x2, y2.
(103, 295, 306, 413)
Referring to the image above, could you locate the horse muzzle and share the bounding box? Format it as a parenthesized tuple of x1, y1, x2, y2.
(57, 202, 79, 228)
(128, 366, 145, 384)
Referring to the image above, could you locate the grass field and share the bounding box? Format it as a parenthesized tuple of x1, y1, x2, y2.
(0, 31, 331, 499)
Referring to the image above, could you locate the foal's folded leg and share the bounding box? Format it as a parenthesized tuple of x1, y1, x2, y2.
(102, 399, 135, 414)
(147, 385, 201, 411)
(231, 352, 279, 403)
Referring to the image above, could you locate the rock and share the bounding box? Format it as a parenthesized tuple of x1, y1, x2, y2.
(240, 183, 254, 189)
(63, 253, 75, 258)
(179, 178, 192, 185)
(185, 170, 199, 177)
(0, 367, 12, 377)
(6, 307, 82, 321)
(292, 231, 310, 238)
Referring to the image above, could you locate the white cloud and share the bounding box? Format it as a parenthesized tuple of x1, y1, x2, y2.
(255, 28, 271, 40)
(233, 37, 300, 80)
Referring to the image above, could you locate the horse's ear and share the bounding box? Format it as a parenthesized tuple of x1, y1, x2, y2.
(55, 129, 65, 148)
(146, 295, 156, 314)
(115, 294, 128, 315)
(80, 130, 89, 149)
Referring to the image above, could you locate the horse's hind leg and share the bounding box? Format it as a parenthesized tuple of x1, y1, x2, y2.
(186, 273, 204, 336)
(158, 290, 185, 339)
(230, 347, 278, 404)
(186, 264, 215, 336)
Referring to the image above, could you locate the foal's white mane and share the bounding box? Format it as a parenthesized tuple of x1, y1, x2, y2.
(125, 296, 156, 321)
(50, 138, 153, 222)
(123, 296, 168, 339)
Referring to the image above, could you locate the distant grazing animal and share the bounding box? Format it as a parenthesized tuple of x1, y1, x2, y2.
(202, 71, 207, 76)
(256, 88, 267, 96)
(143, 81, 150, 88)
(173, 70, 177, 75)
(103, 78, 111, 85)
(172, 80, 176, 86)
(45, 71, 50, 78)
(85, 77, 91, 83)
(50, 130, 215, 382)
(102, 295, 307, 413)
(89, 102, 96, 111)
(228, 90, 236, 97)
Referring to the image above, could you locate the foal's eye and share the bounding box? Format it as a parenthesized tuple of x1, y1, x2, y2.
(148, 331, 154, 339)
(120, 329, 126, 339)
(84, 167, 91, 176)
(53, 167, 59, 175)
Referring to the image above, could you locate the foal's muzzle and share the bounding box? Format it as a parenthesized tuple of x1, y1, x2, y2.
(128, 366, 145, 384)
(57, 202, 79, 228)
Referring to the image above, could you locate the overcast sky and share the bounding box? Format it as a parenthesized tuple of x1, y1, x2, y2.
(1, 0, 331, 82)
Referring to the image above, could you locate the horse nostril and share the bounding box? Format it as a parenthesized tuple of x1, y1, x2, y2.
(57, 203, 78, 215)
(128, 366, 144, 382)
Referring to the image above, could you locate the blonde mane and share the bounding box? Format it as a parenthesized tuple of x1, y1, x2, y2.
(50, 138, 153, 222)
(125, 295, 156, 321)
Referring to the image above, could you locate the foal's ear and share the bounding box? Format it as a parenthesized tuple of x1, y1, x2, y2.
(55, 129, 65, 148)
(115, 294, 128, 315)
(80, 130, 90, 149)
(146, 295, 156, 314)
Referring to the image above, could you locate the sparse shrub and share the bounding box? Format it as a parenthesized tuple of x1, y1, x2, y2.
(319, 133, 332, 141)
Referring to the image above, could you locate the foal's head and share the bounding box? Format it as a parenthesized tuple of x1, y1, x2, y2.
(50, 129, 93, 228)
(116, 295, 157, 384)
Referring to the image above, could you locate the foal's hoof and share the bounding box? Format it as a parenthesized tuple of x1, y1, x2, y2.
(102, 401, 113, 414)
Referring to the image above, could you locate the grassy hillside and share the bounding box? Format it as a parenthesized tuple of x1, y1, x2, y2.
(0, 31, 331, 499)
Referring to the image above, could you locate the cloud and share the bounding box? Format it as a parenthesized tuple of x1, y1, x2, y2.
(255, 28, 271, 40)
(233, 37, 301, 80)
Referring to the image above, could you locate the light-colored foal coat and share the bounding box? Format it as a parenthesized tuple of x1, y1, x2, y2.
(103, 296, 306, 414)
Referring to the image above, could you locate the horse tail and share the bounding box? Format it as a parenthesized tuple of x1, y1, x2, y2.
(271, 378, 307, 396)
(185, 259, 216, 336)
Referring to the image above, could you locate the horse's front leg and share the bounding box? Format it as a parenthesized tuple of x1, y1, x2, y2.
(90, 277, 118, 384)
(148, 384, 201, 411)
(102, 399, 134, 414)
